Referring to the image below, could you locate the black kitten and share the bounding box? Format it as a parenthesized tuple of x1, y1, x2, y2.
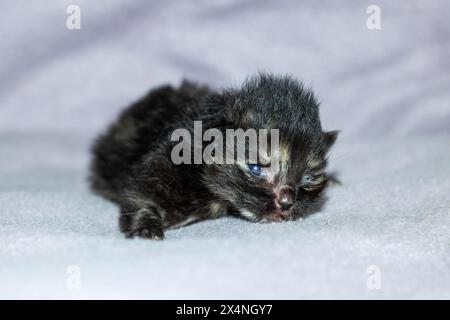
(90, 74, 338, 239)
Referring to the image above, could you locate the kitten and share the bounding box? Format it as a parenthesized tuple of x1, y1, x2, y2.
(90, 74, 338, 239)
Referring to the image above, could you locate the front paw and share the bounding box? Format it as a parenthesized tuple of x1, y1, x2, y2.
(120, 208, 165, 240)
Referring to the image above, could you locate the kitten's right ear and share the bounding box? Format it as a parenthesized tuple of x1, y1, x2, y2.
(321, 130, 339, 152)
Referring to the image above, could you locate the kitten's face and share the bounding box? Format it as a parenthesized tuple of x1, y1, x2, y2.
(202, 131, 337, 222)
(201, 74, 338, 222)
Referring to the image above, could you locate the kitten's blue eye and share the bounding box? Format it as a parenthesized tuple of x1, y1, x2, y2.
(248, 164, 262, 176)
(302, 174, 313, 185)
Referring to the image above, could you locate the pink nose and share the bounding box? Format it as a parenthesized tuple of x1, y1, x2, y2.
(276, 186, 295, 211)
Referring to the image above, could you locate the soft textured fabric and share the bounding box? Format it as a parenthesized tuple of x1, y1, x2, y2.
(0, 0, 449, 299)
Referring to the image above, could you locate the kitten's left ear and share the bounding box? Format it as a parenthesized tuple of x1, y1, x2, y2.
(321, 130, 339, 152)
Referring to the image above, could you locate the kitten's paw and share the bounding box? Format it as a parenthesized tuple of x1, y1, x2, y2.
(120, 208, 165, 240)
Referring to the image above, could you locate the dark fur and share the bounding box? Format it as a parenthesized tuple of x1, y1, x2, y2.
(90, 74, 338, 239)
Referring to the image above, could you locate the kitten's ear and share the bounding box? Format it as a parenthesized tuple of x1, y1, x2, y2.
(321, 130, 339, 152)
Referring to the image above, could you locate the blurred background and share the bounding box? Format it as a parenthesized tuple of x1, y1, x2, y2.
(1, 1, 449, 299)
(1, 0, 449, 140)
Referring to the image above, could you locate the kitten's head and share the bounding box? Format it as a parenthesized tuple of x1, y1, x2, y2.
(202, 74, 338, 222)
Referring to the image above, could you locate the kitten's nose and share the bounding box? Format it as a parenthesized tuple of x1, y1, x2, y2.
(277, 186, 295, 211)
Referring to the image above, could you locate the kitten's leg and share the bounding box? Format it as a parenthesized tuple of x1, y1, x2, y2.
(119, 207, 165, 240)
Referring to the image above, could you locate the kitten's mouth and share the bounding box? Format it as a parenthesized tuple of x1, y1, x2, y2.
(262, 211, 292, 223)
(238, 209, 290, 223)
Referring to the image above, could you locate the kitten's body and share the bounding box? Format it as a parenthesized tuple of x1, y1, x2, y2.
(90, 74, 337, 239)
